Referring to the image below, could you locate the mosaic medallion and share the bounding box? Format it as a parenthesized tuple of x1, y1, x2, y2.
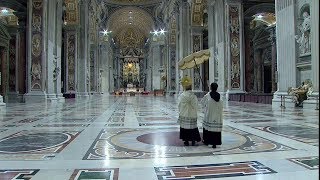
(69, 169, 119, 180)
(0, 130, 81, 160)
(83, 126, 293, 160)
(251, 124, 319, 146)
(155, 161, 276, 179)
(288, 156, 319, 170)
(0, 169, 39, 180)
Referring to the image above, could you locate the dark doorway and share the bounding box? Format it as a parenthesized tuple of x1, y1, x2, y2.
(264, 65, 272, 93)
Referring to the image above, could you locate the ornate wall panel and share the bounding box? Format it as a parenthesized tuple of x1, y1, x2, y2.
(169, 16, 176, 45)
(228, 5, 241, 89)
(191, 0, 204, 27)
(8, 37, 16, 92)
(31, 0, 43, 90)
(64, 0, 79, 25)
(65, 32, 77, 92)
(169, 47, 176, 91)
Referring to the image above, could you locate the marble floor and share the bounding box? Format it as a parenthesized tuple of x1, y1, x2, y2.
(0, 95, 318, 180)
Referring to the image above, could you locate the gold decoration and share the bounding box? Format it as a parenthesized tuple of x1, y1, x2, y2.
(181, 76, 192, 88)
(251, 13, 276, 29)
(191, 0, 204, 27)
(288, 79, 313, 107)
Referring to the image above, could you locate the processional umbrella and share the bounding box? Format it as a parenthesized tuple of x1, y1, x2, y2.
(178, 49, 210, 87)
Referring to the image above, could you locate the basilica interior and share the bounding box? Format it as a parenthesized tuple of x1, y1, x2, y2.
(0, 0, 318, 179)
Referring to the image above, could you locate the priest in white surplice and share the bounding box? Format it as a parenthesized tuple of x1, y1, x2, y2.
(178, 76, 201, 146)
(201, 83, 223, 148)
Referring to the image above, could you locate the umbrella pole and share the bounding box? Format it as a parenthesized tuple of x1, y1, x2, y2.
(193, 59, 205, 89)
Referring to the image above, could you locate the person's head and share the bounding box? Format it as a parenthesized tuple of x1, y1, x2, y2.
(210, 83, 218, 92)
(185, 85, 192, 91)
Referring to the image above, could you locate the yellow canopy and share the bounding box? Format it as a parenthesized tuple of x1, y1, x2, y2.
(178, 49, 210, 70)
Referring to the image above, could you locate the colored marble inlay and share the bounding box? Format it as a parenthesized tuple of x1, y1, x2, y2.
(107, 117, 124, 123)
(288, 156, 319, 170)
(251, 124, 319, 146)
(0, 130, 81, 160)
(17, 118, 41, 123)
(83, 127, 293, 160)
(69, 169, 119, 180)
(0, 169, 39, 180)
(139, 122, 178, 126)
(231, 119, 277, 123)
(34, 124, 90, 127)
(155, 161, 276, 179)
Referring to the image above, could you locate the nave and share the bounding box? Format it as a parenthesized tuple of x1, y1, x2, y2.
(0, 96, 318, 180)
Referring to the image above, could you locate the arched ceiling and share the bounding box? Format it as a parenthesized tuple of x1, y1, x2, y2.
(105, 0, 162, 6)
(107, 6, 154, 48)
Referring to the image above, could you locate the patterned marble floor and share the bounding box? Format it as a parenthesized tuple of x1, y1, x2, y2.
(0, 95, 318, 180)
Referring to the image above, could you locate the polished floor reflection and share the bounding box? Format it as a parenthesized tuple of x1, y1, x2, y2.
(0, 95, 318, 180)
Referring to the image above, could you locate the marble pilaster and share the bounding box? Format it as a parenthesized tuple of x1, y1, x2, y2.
(267, 26, 277, 93)
(76, 0, 89, 97)
(226, 1, 245, 94)
(272, 0, 297, 108)
(24, 0, 47, 103)
(46, 0, 59, 102)
(151, 44, 161, 90)
(179, 0, 192, 78)
(310, 0, 318, 93)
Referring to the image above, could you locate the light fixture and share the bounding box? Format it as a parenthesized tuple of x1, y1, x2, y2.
(160, 29, 166, 34)
(129, 11, 132, 14)
(102, 29, 112, 36)
(129, 22, 132, 25)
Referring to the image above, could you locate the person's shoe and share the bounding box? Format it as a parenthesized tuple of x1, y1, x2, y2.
(191, 141, 196, 146)
(184, 141, 189, 146)
(212, 145, 217, 148)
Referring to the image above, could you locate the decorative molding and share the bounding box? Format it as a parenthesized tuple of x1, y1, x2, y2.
(191, 0, 204, 27)
(228, 4, 241, 89)
(30, 0, 43, 90)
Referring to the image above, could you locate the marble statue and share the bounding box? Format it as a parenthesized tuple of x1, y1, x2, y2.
(295, 11, 311, 55)
(288, 79, 313, 107)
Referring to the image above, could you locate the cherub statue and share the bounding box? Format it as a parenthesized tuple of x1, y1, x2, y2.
(288, 79, 313, 107)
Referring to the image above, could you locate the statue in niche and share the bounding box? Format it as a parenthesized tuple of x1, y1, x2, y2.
(295, 11, 311, 55)
(288, 79, 313, 107)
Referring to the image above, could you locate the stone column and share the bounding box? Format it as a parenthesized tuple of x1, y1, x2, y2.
(55, 0, 64, 101)
(0, 48, 8, 105)
(46, 0, 59, 102)
(7, 30, 18, 102)
(17, 22, 27, 102)
(179, 0, 192, 78)
(311, 0, 319, 93)
(226, 1, 245, 94)
(25, 0, 47, 103)
(272, 0, 297, 107)
(253, 48, 262, 92)
(151, 44, 161, 90)
(100, 44, 109, 94)
(77, 0, 89, 97)
(267, 26, 277, 93)
(64, 28, 78, 95)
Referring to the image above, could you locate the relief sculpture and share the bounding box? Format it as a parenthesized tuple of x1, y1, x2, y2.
(295, 11, 311, 56)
